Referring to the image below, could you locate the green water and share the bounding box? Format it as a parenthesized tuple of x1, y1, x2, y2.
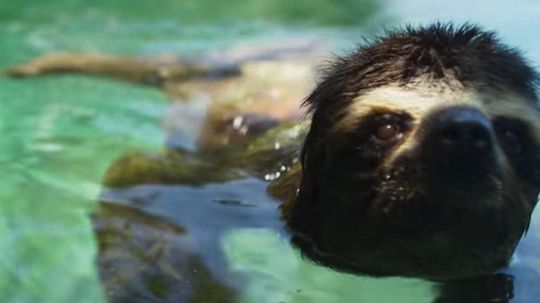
(0, 76, 168, 302)
(0, 2, 378, 303)
(1, 1, 540, 302)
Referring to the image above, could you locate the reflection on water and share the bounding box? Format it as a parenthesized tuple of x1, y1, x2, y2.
(2, 0, 540, 302)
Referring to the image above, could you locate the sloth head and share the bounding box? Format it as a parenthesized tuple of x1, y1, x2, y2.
(286, 23, 540, 280)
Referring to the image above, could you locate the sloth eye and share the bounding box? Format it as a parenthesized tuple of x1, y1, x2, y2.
(375, 123, 402, 142)
(498, 128, 522, 154)
(370, 114, 406, 146)
(364, 112, 411, 147)
(494, 118, 526, 154)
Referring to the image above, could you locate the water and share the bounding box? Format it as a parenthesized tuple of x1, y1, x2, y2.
(1, 1, 539, 302)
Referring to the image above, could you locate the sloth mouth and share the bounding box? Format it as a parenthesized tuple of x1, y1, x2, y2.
(371, 156, 506, 221)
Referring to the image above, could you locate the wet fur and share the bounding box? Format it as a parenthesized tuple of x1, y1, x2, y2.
(285, 23, 540, 280)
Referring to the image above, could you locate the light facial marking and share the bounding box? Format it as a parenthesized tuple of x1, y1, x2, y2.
(333, 81, 540, 164)
(336, 83, 482, 131)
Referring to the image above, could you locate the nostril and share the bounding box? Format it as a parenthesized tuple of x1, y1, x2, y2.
(471, 126, 490, 149)
(441, 126, 463, 146)
(440, 122, 492, 149)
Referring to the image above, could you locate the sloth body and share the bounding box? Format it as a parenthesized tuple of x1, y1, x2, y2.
(8, 24, 540, 287)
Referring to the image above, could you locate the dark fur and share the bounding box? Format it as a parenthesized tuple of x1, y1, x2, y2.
(285, 23, 540, 280)
(306, 23, 538, 114)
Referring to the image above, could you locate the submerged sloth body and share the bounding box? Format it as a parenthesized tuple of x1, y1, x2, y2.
(8, 24, 540, 284)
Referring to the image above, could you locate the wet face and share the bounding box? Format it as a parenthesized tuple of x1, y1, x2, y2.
(338, 81, 540, 209)
(287, 80, 540, 280)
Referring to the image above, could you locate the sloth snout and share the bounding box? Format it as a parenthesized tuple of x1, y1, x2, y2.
(420, 106, 497, 171)
(436, 107, 494, 153)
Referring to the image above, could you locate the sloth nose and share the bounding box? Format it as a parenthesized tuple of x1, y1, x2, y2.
(436, 107, 493, 152)
(420, 106, 497, 169)
(421, 106, 501, 184)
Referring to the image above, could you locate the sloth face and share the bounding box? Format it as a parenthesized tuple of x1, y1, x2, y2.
(285, 24, 540, 280)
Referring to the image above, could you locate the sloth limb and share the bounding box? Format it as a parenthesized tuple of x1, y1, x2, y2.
(6, 52, 241, 86)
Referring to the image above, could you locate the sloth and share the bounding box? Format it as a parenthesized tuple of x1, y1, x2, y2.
(285, 24, 540, 281)
(7, 23, 540, 300)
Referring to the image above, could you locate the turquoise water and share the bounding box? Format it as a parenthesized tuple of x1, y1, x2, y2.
(0, 2, 378, 303)
(0, 76, 167, 302)
(1, 1, 540, 302)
